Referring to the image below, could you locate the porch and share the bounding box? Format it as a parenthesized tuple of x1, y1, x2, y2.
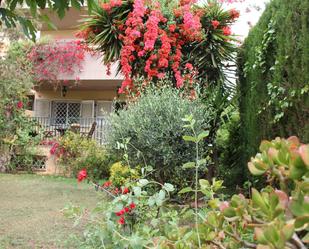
(30, 117, 110, 145)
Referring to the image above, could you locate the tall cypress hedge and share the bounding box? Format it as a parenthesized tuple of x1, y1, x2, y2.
(238, 0, 309, 170)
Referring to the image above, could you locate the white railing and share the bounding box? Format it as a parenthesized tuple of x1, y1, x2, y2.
(30, 117, 110, 145)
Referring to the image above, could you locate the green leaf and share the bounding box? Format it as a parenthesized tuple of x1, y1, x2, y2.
(281, 224, 294, 241)
(299, 145, 309, 167)
(133, 186, 141, 197)
(182, 162, 195, 169)
(197, 159, 206, 166)
(178, 187, 193, 194)
(248, 162, 266, 175)
(197, 131, 209, 142)
(71, 0, 82, 10)
(223, 207, 236, 218)
(138, 179, 149, 187)
(199, 179, 210, 189)
(294, 216, 309, 229)
(163, 183, 174, 192)
(252, 189, 269, 215)
(39, 14, 57, 30)
(183, 135, 197, 143)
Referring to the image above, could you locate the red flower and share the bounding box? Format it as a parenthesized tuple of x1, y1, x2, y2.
(222, 26, 232, 36)
(229, 9, 240, 20)
(129, 203, 136, 209)
(103, 181, 112, 188)
(124, 207, 130, 213)
(16, 101, 23, 109)
(77, 169, 87, 182)
(118, 216, 125, 225)
(211, 20, 220, 29)
(122, 187, 129, 194)
(115, 209, 125, 216)
(169, 24, 176, 32)
(185, 63, 193, 70)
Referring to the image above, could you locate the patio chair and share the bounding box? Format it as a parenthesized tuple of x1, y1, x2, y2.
(81, 121, 97, 139)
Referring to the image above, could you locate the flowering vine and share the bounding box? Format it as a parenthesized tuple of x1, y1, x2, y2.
(80, 0, 240, 95)
(28, 40, 86, 87)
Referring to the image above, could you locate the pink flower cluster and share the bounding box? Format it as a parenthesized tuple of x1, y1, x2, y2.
(28, 40, 86, 86)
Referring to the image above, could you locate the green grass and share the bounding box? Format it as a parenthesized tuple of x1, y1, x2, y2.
(0, 173, 100, 249)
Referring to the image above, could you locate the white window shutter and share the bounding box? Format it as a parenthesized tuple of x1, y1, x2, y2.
(34, 99, 51, 117)
(96, 101, 113, 117)
(81, 101, 94, 118)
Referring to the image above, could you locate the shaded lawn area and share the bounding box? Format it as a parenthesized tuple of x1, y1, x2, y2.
(0, 173, 100, 249)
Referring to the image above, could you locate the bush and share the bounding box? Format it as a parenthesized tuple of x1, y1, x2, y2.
(107, 87, 211, 189)
(56, 132, 114, 180)
(109, 162, 140, 187)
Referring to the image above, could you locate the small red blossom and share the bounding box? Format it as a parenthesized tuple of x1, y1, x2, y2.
(103, 181, 112, 188)
(16, 101, 23, 109)
(115, 209, 125, 216)
(77, 169, 87, 182)
(185, 63, 193, 70)
(124, 207, 130, 213)
(169, 24, 176, 32)
(129, 203, 136, 209)
(211, 20, 220, 29)
(118, 216, 125, 225)
(122, 187, 129, 194)
(229, 9, 240, 19)
(222, 26, 232, 36)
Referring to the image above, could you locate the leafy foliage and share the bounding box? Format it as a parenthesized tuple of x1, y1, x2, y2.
(0, 0, 97, 40)
(107, 87, 212, 190)
(67, 128, 309, 248)
(0, 40, 39, 172)
(109, 161, 140, 187)
(55, 131, 114, 180)
(238, 0, 309, 172)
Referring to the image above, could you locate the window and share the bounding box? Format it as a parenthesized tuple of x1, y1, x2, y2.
(52, 102, 81, 125)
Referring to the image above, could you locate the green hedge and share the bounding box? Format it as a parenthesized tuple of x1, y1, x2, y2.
(238, 0, 309, 172)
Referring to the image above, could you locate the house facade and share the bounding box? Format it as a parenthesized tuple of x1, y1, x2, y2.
(32, 7, 123, 144)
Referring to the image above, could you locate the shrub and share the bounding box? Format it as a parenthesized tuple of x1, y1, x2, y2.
(109, 162, 140, 187)
(56, 132, 114, 180)
(107, 87, 211, 189)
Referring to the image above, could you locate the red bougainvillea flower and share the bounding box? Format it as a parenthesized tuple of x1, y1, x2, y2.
(118, 216, 125, 225)
(77, 169, 87, 182)
(211, 20, 220, 29)
(129, 203, 136, 209)
(115, 209, 125, 216)
(16, 101, 23, 109)
(124, 207, 130, 213)
(222, 26, 232, 36)
(122, 187, 129, 194)
(103, 181, 112, 188)
(185, 63, 193, 70)
(229, 9, 240, 19)
(50, 142, 59, 155)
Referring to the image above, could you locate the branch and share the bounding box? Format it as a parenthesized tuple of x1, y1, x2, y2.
(291, 234, 307, 249)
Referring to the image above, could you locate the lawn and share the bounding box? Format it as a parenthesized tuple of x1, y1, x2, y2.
(0, 173, 100, 249)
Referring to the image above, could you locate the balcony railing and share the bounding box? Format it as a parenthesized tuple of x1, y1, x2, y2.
(30, 117, 110, 145)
